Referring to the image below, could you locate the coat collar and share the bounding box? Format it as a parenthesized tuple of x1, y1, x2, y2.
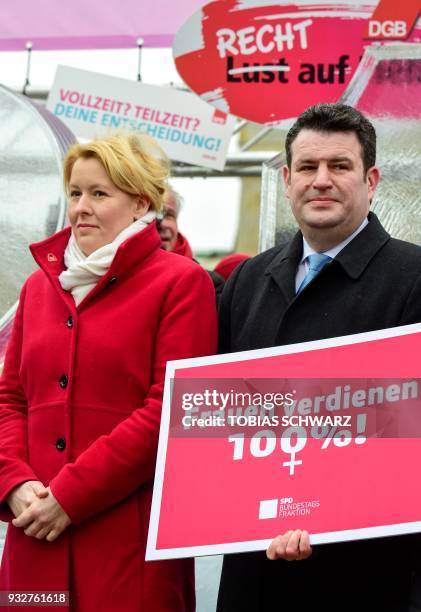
(265, 212, 390, 300)
(333, 212, 390, 279)
(172, 232, 193, 259)
(29, 221, 162, 311)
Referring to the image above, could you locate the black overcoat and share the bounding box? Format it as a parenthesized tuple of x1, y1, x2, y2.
(217, 213, 421, 612)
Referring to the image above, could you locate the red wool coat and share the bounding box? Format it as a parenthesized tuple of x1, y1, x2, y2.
(0, 222, 217, 611)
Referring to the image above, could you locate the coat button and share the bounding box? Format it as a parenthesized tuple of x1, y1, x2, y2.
(55, 437, 66, 451)
(59, 374, 68, 388)
(108, 276, 118, 286)
(66, 316, 73, 328)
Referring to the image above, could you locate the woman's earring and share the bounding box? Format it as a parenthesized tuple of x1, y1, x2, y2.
(133, 217, 138, 222)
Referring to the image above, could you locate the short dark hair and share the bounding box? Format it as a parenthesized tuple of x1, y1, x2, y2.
(285, 103, 376, 174)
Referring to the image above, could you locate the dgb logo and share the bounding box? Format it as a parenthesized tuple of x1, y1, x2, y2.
(368, 20, 407, 38)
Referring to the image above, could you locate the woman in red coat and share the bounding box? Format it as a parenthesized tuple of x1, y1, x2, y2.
(0, 133, 217, 610)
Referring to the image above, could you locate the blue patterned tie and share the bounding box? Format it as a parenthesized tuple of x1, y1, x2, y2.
(297, 253, 332, 294)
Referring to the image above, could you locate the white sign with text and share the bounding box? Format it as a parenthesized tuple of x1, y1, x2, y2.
(47, 65, 235, 170)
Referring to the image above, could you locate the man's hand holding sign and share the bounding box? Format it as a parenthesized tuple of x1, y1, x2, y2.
(266, 530, 312, 561)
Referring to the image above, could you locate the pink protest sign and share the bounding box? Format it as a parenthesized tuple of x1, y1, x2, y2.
(147, 323, 421, 560)
(173, 0, 421, 124)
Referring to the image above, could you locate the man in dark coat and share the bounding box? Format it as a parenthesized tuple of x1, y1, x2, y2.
(217, 103, 421, 612)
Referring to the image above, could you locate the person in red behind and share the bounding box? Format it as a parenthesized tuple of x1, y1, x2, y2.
(157, 185, 192, 257)
(157, 185, 225, 300)
(0, 133, 217, 612)
(214, 253, 250, 281)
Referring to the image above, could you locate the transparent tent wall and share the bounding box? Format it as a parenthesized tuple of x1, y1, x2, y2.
(259, 43, 421, 252)
(0, 85, 75, 362)
(0, 84, 75, 580)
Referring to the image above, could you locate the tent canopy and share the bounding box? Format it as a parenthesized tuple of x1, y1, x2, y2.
(0, 0, 205, 50)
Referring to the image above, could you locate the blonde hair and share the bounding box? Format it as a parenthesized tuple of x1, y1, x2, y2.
(63, 132, 170, 212)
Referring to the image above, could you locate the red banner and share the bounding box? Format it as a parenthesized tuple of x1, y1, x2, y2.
(173, 0, 421, 124)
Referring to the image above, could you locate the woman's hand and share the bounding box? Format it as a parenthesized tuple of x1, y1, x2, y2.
(6, 480, 49, 517)
(266, 529, 312, 561)
(12, 486, 71, 542)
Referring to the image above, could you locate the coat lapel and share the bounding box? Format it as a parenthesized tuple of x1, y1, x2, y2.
(265, 231, 303, 304)
(29, 227, 77, 313)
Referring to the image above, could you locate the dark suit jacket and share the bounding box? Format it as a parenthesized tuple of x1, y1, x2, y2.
(217, 213, 421, 612)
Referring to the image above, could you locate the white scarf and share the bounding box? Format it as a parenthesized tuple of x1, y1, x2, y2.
(59, 211, 156, 306)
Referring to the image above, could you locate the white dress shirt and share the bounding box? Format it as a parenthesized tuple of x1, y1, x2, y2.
(295, 218, 369, 293)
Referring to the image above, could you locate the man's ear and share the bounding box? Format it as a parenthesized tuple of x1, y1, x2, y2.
(282, 165, 291, 199)
(366, 166, 380, 204)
